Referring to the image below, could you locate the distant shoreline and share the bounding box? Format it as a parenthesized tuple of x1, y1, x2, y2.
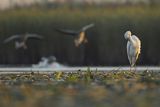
(0, 0, 159, 10)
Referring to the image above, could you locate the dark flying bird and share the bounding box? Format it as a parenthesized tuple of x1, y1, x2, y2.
(56, 23, 94, 47)
(3, 33, 43, 49)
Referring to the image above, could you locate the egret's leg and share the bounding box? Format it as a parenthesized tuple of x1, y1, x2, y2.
(130, 65, 134, 72)
(130, 65, 131, 71)
(130, 57, 132, 72)
(134, 64, 137, 72)
(133, 57, 137, 72)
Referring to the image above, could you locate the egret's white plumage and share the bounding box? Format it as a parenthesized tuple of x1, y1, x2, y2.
(124, 31, 141, 67)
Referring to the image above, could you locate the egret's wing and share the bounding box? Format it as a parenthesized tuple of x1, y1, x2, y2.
(81, 23, 95, 31)
(26, 34, 43, 40)
(132, 35, 141, 54)
(136, 39, 141, 60)
(3, 35, 21, 43)
(132, 35, 141, 60)
(55, 28, 78, 36)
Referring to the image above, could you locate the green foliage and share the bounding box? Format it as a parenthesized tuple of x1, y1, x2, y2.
(0, 6, 160, 65)
(0, 70, 160, 107)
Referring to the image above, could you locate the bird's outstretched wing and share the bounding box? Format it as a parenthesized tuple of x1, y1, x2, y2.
(26, 34, 43, 40)
(3, 35, 21, 43)
(81, 23, 95, 31)
(55, 28, 78, 36)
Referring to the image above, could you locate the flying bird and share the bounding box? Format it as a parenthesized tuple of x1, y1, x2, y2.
(56, 23, 94, 47)
(124, 31, 141, 70)
(3, 33, 43, 49)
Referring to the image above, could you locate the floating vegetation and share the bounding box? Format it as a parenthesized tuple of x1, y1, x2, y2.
(0, 70, 159, 107)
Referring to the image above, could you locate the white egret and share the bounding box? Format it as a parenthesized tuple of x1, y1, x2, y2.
(3, 33, 43, 49)
(56, 23, 94, 47)
(124, 31, 141, 70)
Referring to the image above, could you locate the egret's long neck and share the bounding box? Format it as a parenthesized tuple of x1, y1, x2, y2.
(128, 36, 135, 45)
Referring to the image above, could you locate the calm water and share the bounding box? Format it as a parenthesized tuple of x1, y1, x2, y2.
(0, 66, 159, 74)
